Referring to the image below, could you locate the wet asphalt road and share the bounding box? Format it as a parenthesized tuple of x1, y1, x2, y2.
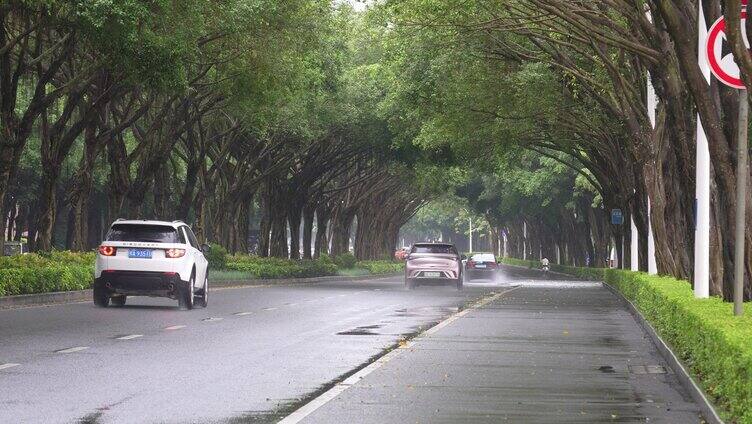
(0, 273, 507, 424)
(301, 272, 703, 423)
(0, 268, 703, 423)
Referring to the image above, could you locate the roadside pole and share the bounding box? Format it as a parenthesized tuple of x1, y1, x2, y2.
(645, 35, 659, 276)
(704, 4, 750, 314)
(734, 89, 748, 316)
(630, 211, 639, 271)
(695, 1, 711, 298)
(469, 218, 473, 253)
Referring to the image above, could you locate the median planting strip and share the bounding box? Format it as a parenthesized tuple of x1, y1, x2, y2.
(0, 273, 401, 310)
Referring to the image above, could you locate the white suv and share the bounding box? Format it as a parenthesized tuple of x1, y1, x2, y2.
(94, 220, 210, 310)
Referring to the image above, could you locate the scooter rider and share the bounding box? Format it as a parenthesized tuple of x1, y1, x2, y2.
(541, 257, 550, 271)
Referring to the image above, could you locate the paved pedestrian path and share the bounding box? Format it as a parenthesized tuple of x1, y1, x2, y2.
(299, 275, 704, 423)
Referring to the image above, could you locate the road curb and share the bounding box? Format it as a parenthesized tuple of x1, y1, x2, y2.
(602, 282, 724, 424)
(0, 273, 401, 310)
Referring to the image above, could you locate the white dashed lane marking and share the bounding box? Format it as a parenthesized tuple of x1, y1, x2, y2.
(116, 334, 143, 340)
(201, 317, 223, 322)
(233, 312, 253, 316)
(55, 346, 89, 354)
(164, 325, 186, 331)
(262, 307, 278, 311)
(0, 363, 20, 370)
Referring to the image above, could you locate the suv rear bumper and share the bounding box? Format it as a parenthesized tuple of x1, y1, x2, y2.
(95, 271, 187, 299)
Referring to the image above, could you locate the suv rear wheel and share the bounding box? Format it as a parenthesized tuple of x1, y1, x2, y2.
(179, 274, 195, 310)
(93, 285, 110, 307)
(111, 295, 127, 307)
(195, 275, 208, 308)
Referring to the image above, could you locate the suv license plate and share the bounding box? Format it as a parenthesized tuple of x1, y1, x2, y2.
(129, 249, 152, 259)
(424, 271, 440, 278)
(475, 264, 486, 268)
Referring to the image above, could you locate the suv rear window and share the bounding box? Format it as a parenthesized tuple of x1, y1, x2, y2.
(106, 224, 180, 243)
(411, 244, 457, 254)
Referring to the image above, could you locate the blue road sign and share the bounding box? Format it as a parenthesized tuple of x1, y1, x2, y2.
(611, 209, 624, 225)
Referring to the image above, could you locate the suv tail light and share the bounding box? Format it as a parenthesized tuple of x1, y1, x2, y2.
(98, 245, 117, 256)
(165, 248, 186, 258)
(466, 260, 475, 268)
(487, 262, 497, 268)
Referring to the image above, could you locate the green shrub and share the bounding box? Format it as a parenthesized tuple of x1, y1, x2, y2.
(205, 243, 228, 270)
(334, 253, 357, 269)
(355, 260, 404, 274)
(0, 251, 95, 269)
(499, 257, 539, 269)
(224, 255, 337, 279)
(0, 251, 95, 296)
(0, 265, 92, 296)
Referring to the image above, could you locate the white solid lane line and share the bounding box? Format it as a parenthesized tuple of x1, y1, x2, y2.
(55, 346, 89, 354)
(116, 334, 143, 340)
(0, 363, 20, 370)
(164, 325, 186, 331)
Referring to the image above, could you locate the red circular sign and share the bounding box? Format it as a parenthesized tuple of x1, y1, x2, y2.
(706, 11, 749, 89)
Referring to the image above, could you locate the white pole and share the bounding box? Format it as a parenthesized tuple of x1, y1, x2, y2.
(630, 215, 639, 271)
(469, 217, 473, 253)
(648, 198, 658, 274)
(645, 9, 659, 276)
(556, 244, 561, 265)
(694, 2, 711, 297)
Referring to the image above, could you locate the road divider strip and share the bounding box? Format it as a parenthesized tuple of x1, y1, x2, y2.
(0, 274, 402, 310)
(278, 286, 521, 424)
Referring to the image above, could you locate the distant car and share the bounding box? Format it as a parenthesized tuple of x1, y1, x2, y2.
(404, 243, 463, 290)
(94, 220, 210, 310)
(465, 253, 498, 280)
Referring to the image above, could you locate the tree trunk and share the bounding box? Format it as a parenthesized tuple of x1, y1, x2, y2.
(302, 205, 315, 259)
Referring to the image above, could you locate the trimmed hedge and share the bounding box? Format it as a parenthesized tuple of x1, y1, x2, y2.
(603, 269, 752, 423)
(499, 257, 752, 422)
(0, 265, 93, 296)
(0, 252, 95, 296)
(0, 251, 404, 297)
(225, 255, 338, 278)
(355, 260, 405, 274)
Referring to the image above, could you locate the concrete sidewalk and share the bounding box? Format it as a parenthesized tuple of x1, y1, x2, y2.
(297, 281, 705, 423)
